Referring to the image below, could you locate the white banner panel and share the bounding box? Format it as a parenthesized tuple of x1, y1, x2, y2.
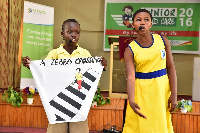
(20, 1, 54, 89)
(23, 1, 54, 25)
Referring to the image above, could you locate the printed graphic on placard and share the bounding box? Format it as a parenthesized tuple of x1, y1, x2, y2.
(50, 68, 98, 121)
(30, 57, 103, 124)
(74, 68, 83, 90)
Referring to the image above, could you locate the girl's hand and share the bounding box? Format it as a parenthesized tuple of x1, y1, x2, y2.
(130, 102, 147, 119)
(22, 56, 32, 68)
(100, 57, 107, 69)
(168, 94, 177, 112)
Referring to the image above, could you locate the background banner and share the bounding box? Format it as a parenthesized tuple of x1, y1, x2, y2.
(20, 1, 54, 89)
(104, 0, 200, 54)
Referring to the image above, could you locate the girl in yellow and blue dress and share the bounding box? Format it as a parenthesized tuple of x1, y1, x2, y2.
(123, 9, 177, 133)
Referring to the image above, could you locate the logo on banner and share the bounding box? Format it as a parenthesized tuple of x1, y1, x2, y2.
(111, 5, 134, 28)
(142, 7, 177, 26)
(111, 7, 178, 27)
(28, 8, 46, 14)
(28, 8, 32, 13)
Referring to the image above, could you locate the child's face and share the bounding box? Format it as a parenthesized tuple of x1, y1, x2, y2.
(125, 8, 131, 14)
(132, 12, 152, 35)
(62, 22, 80, 44)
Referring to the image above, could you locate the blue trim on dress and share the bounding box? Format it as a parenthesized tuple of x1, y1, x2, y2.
(128, 45, 134, 55)
(160, 35, 166, 46)
(135, 68, 167, 79)
(134, 34, 154, 48)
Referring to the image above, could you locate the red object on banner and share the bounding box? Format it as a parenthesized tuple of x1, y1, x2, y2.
(119, 36, 136, 61)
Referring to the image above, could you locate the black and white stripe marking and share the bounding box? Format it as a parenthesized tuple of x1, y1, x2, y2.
(49, 68, 98, 121)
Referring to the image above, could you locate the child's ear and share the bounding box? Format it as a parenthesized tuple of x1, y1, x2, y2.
(150, 22, 153, 28)
(61, 31, 64, 38)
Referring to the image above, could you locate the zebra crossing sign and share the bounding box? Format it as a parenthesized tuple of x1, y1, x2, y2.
(29, 57, 103, 124)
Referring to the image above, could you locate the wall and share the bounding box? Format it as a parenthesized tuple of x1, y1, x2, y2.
(174, 54, 200, 95)
(26, 0, 200, 95)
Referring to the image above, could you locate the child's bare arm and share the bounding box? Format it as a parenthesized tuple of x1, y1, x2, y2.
(124, 47, 147, 119)
(164, 36, 177, 112)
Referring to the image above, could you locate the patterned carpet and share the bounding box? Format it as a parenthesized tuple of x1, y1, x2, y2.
(0, 126, 46, 133)
(0, 126, 99, 133)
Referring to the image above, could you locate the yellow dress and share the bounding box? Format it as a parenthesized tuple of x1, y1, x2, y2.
(123, 34, 174, 133)
(75, 73, 83, 81)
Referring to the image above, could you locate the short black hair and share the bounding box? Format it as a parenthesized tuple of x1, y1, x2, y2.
(132, 9, 153, 22)
(62, 19, 80, 32)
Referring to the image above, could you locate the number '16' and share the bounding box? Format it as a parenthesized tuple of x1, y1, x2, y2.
(179, 8, 193, 26)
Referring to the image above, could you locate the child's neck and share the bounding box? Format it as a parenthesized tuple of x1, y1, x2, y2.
(136, 33, 153, 47)
(137, 33, 151, 41)
(63, 43, 77, 55)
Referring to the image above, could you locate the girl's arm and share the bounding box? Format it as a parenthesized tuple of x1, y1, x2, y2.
(163, 36, 177, 112)
(124, 47, 147, 119)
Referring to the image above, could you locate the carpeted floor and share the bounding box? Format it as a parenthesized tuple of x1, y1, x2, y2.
(0, 126, 46, 133)
(0, 126, 100, 133)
